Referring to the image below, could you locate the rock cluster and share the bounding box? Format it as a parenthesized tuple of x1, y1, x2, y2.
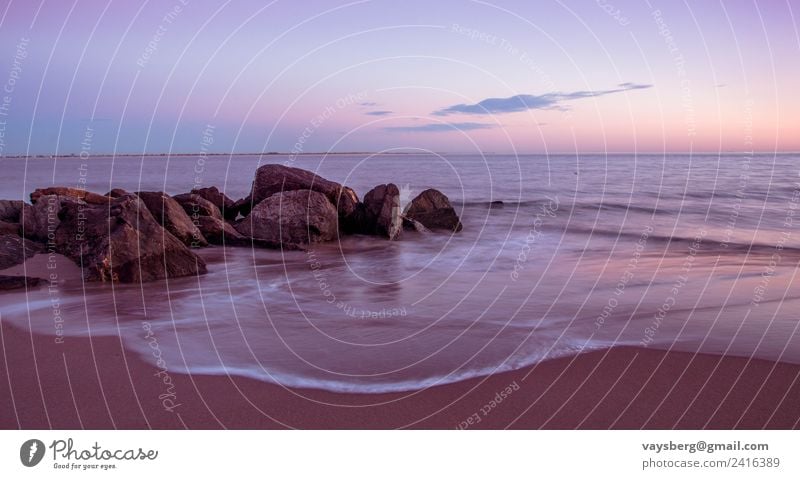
(0, 165, 462, 287)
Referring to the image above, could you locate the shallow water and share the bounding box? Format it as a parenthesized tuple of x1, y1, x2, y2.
(1, 153, 799, 393)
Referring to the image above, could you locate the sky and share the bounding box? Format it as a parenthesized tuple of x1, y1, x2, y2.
(0, 0, 797, 155)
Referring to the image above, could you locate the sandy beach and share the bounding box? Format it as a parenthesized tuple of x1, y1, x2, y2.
(1, 321, 797, 429)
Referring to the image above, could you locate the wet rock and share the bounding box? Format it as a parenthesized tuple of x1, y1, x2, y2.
(235, 189, 338, 247)
(191, 186, 238, 220)
(0, 275, 42, 291)
(195, 216, 249, 246)
(360, 184, 402, 240)
(240, 164, 358, 221)
(173, 193, 223, 220)
(136, 191, 208, 248)
(0, 234, 43, 269)
(30, 187, 108, 205)
(404, 189, 463, 233)
(53, 195, 207, 283)
(401, 215, 430, 233)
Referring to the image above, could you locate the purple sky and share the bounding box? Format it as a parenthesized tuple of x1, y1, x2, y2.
(0, 0, 797, 155)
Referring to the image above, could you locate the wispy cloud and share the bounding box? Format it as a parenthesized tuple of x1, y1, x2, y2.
(358, 101, 378, 107)
(433, 83, 652, 116)
(365, 110, 393, 116)
(383, 122, 494, 133)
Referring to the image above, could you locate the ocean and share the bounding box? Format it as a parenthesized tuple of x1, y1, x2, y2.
(1, 153, 798, 393)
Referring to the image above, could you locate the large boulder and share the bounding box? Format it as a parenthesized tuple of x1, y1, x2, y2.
(191, 187, 238, 220)
(0, 234, 42, 269)
(235, 189, 338, 247)
(136, 191, 208, 248)
(53, 195, 207, 283)
(195, 216, 248, 246)
(359, 184, 403, 240)
(172, 193, 223, 220)
(30, 187, 108, 205)
(404, 189, 463, 233)
(0, 200, 24, 222)
(239, 164, 358, 221)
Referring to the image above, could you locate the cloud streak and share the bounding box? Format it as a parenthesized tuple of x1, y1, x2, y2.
(365, 110, 393, 116)
(433, 83, 652, 116)
(383, 122, 494, 133)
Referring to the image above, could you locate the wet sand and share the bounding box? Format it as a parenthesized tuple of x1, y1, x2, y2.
(1, 321, 798, 429)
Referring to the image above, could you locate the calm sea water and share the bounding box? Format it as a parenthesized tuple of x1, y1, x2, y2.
(1, 153, 799, 393)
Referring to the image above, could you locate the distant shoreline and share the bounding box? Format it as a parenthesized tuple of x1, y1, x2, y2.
(1, 151, 794, 159)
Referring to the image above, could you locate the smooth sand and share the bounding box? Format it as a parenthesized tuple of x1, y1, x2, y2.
(1, 321, 798, 429)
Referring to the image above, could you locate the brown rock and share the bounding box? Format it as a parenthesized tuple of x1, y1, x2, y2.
(195, 216, 248, 246)
(0, 200, 24, 223)
(191, 186, 238, 220)
(0, 234, 43, 269)
(53, 195, 207, 283)
(360, 184, 403, 240)
(172, 193, 223, 220)
(0, 220, 20, 236)
(404, 189, 463, 233)
(240, 164, 358, 221)
(106, 188, 131, 198)
(30, 187, 108, 205)
(136, 191, 208, 248)
(235, 189, 338, 247)
(21, 195, 75, 242)
(0, 275, 42, 291)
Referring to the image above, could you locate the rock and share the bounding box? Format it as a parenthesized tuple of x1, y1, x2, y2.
(0, 220, 20, 236)
(195, 216, 248, 246)
(21, 195, 75, 242)
(0, 200, 24, 222)
(401, 215, 430, 233)
(106, 188, 131, 198)
(404, 189, 463, 233)
(360, 184, 403, 240)
(240, 164, 358, 221)
(0, 234, 42, 269)
(172, 193, 223, 220)
(30, 187, 108, 205)
(0, 275, 42, 291)
(53, 195, 207, 283)
(235, 189, 338, 247)
(136, 191, 208, 248)
(191, 186, 238, 220)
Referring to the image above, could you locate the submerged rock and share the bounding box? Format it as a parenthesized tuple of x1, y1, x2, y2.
(136, 191, 208, 248)
(404, 189, 463, 233)
(360, 183, 403, 240)
(235, 189, 338, 247)
(54, 195, 206, 283)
